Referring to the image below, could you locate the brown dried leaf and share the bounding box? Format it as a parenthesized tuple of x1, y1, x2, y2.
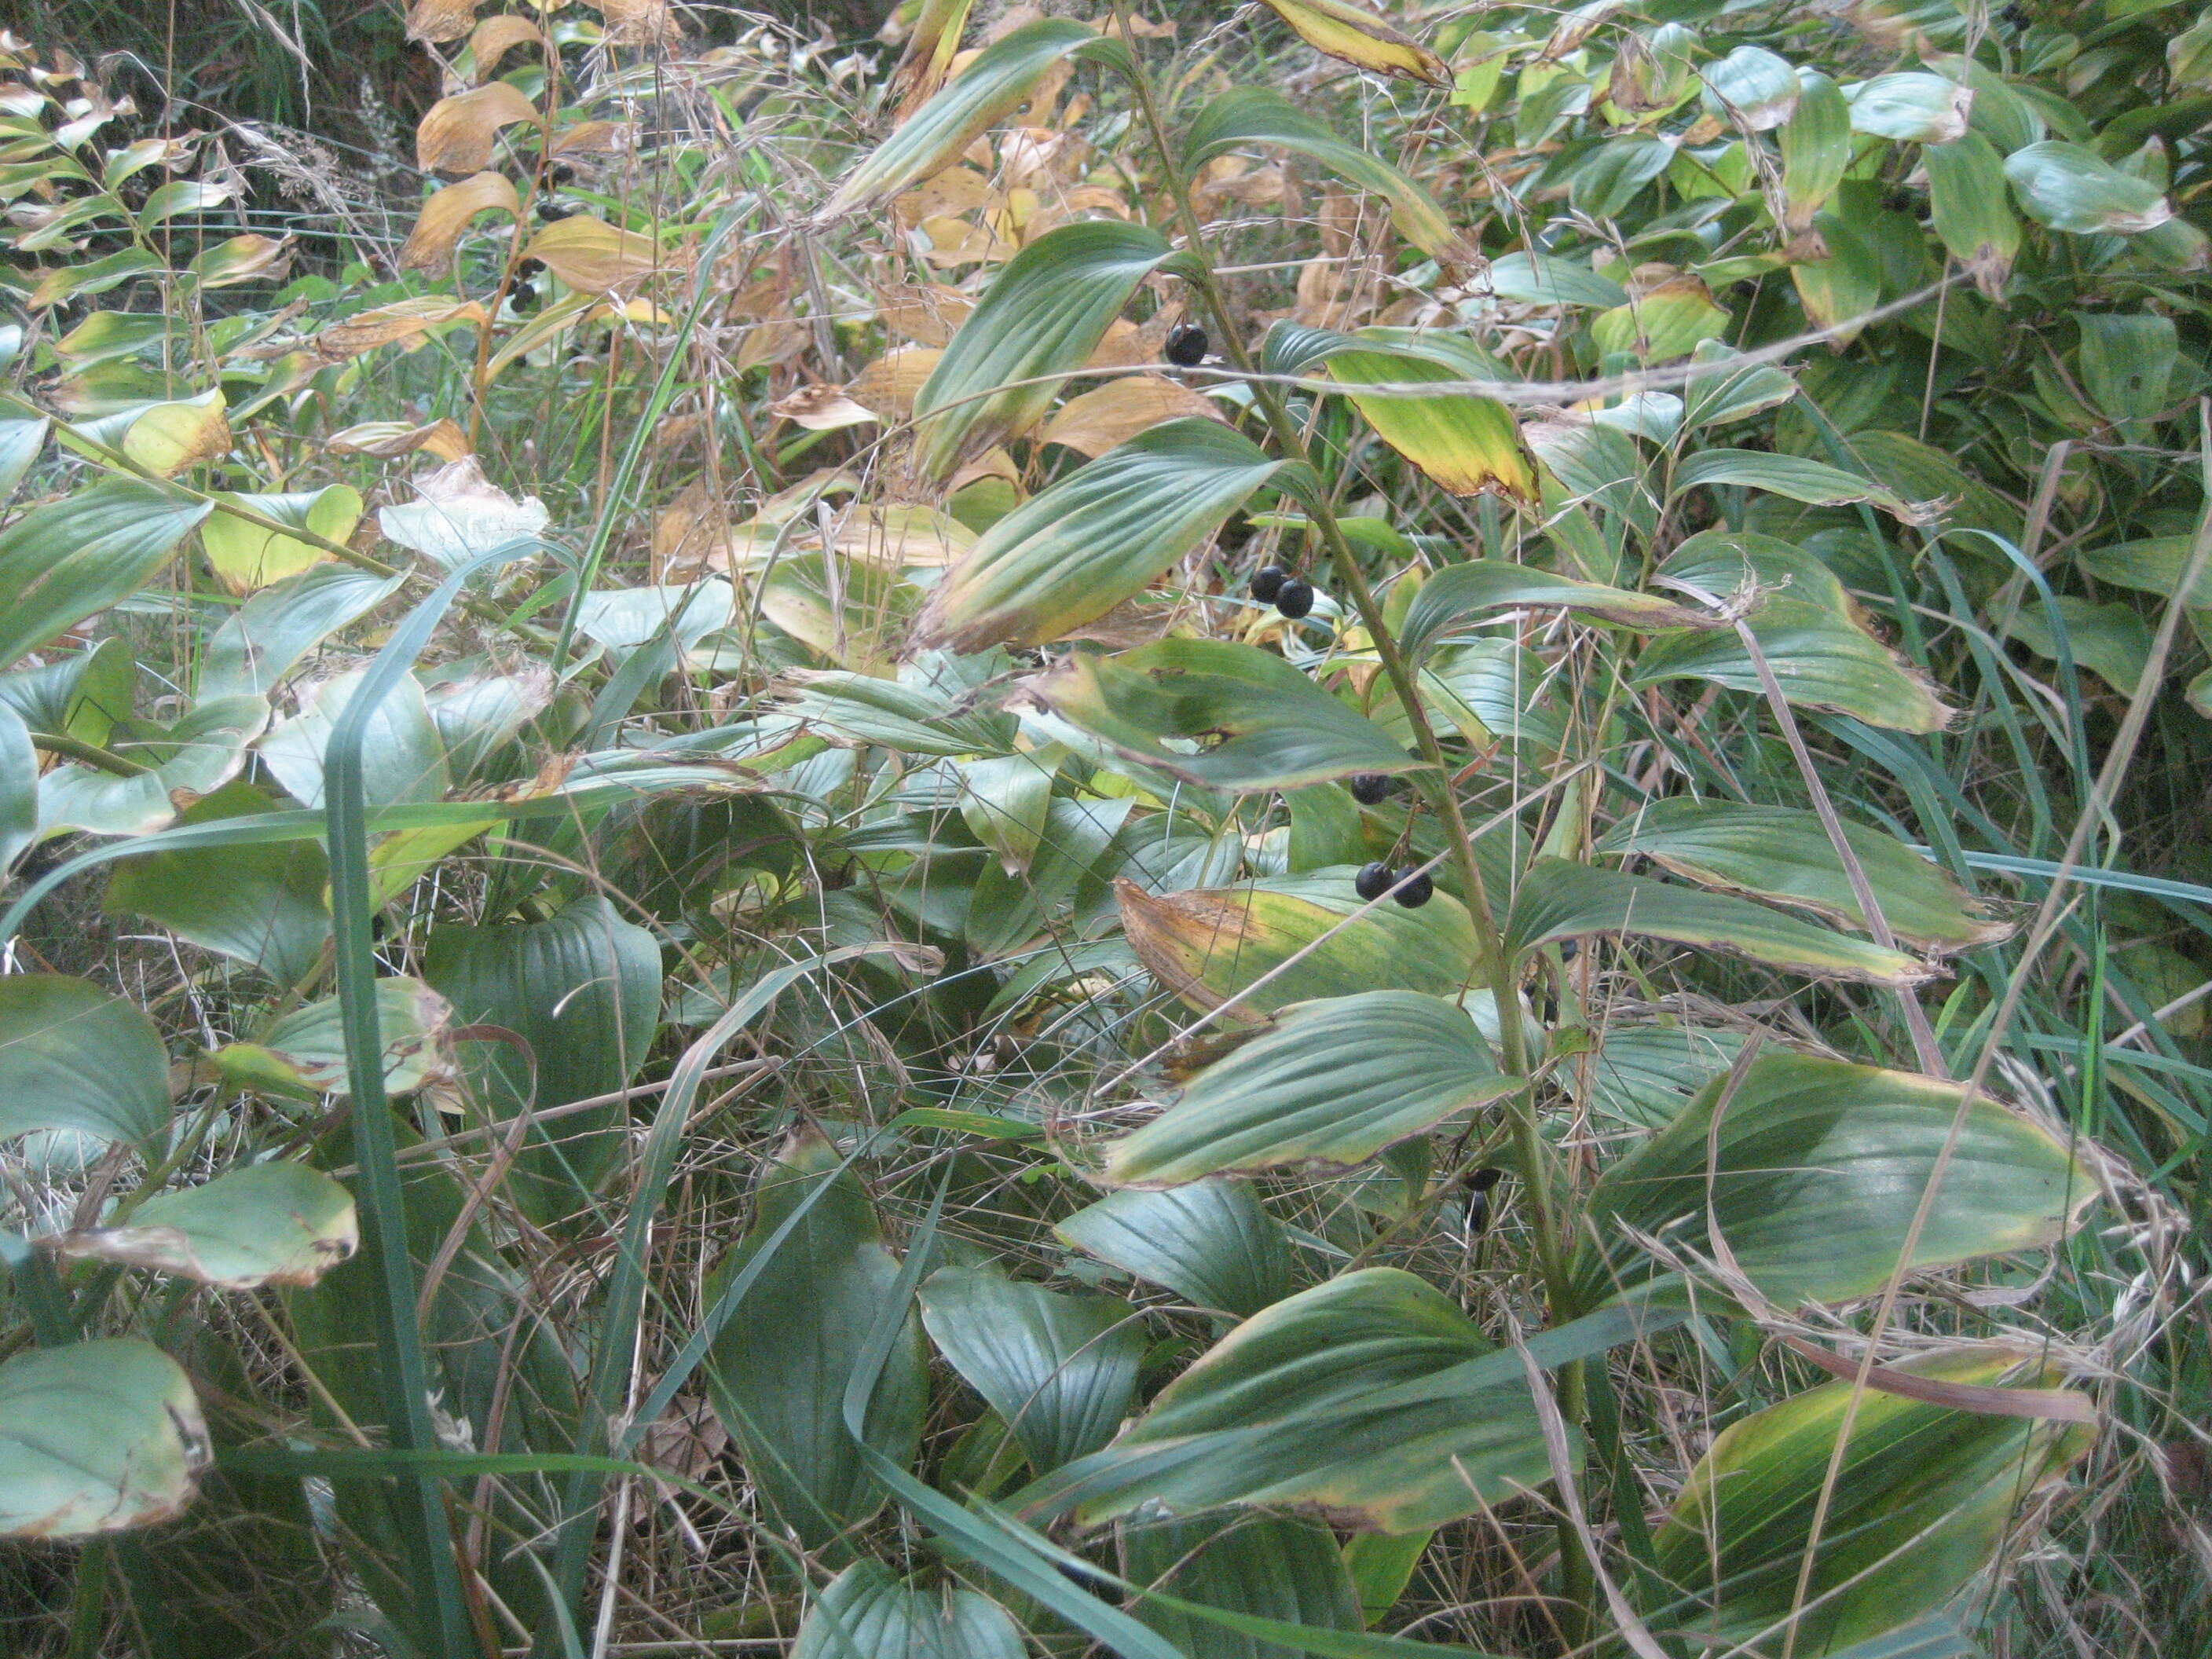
(848, 346, 941, 423)
(771, 385, 880, 432)
(415, 81, 538, 175)
(523, 214, 665, 292)
(552, 119, 637, 156)
(582, 0, 683, 47)
(397, 170, 522, 275)
(1039, 375, 1222, 457)
(313, 297, 489, 360)
(875, 282, 974, 346)
(467, 15, 546, 80)
(405, 0, 478, 44)
(326, 418, 473, 462)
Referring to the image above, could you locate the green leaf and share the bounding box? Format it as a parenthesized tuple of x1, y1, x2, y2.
(1634, 599, 1956, 734)
(917, 1264, 1144, 1471)
(1589, 276, 1729, 364)
(793, 1560, 1024, 1659)
(824, 20, 1128, 216)
(0, 974, 170, 1146)
(1845, 72, 1971, 142)
(706, 1126, 927, 1555)
(424, 895, 663, 1222)
(199, 562, 407, 702)
(104, 780, 331, 983)
(53, 1162, 357, 1289)
(1780, 70, 1852, 230)
(1596, 798, 2013, 954)
(2077, 533, 2212, 605)
(258, 668, 449, 809)
(37, 693, 269, 837)
(1672, 449, 1927, 523)
(199, 485, 362, 593)
(0, 416, 47, 498)
(236, 976, 456, 1100)
(1680, 341, 1799, 429)
(1485, 251, 1626, 309)
(2004, 140, 2174, 234)
(1652, 1346, 2093, 1654)
(1569, 1053, 2091, 1312)
(913, 421, 1295, 651)
(1505, 857, 1932, 985)
(1055, 1181, 1293, 1317)
(958, 749, 1060, 874)
(1117, 870, 1486, 1021)
(1103, 991, 1511, 1185)
(1030, 640, 1416, 793)
(1923, 134, 2020, 298)
(911, 221, 1174, 481)
(789, 668, 1016, 756)
(1701, 45, 1799, 131)
(1254, 0, 1447, 85)
(0, 703, 33, 879)
(1128, 1513, 1365, 1659)
(1399, 559, 1713, 658)
(1026, 1268, 1557, 1533)
(1185, 88, 1475, 266)
(2075, 312, 2177, 425)
(0, 1339, 209, 1539)
(0, 478, 211, 672)
(2001, 594, 2152, 696)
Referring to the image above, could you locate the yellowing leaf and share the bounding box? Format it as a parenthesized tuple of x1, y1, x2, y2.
(1324, 344, 1535, 498)
(523, 214, 665, 292)
(200, 485, 363, 594)
(326, 417, 473, 462)
(1039, 375, 1222, 457)
(1257, 0, 1448, 86)
(120, 390, 229, 476)
(51, 1163, 357, 1290)
(405, 0, 478, 42)
(415, 81, 538, 174)
(188, 233, 292, 288)
(397, 170, 522, 275)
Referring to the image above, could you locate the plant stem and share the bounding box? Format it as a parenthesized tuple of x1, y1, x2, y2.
(27, 731, 149, 775)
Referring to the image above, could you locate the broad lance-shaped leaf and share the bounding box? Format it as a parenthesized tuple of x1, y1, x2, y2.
(1256, 0, 1446, 85)
(104, 780, 331, 984)
(913, 422, 1296, 652)
(1126, 1513, 1365, 1659)
(1652, 1346, 2093, 1655)
(917, 1265, 1144, 1472)
(1671, 449, 1930, 525)
(51, 1162, 357, 1290)
(1923, 132, 2019, 300)
(793, 1560, 1025, 1659)
(1507, 858, 1931, 986)
(0, 974, 170, 1147)
(1398, 559, 1713, 659)
(1568, 1053, 2090, 1313)
(1185, 89, 1474, 267)
(1635, 599, 1955, 734)
(425, 895, 661, 1224)
(912, 220, 1175, 482)
(1597, 799, 2012, 954)
(2002, 141, 2173, 236)
(1056, 1181, 1293, 1318)
(198, 562, 408, 702)
(1018, 1268, 1557, 1533)
(1104, 991, 1512, 1185)
(1118, 870, 1485, 1022)
(706, 1126, 926, 1556)
(0, 478, 211, 673)
(1319, 341, 1534, 500)
(36, 694, 269, 839)
(221, 976, 456, 1101)
(825, 20, 1128, 216)
(199, 484, 362, 594)
(0, 705, 33, 880)
(1028, 639, 1417, 793)
(0, 1339, 210, 1540)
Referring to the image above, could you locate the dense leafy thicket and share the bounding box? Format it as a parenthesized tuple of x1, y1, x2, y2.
(0, 2, 2207, 1656)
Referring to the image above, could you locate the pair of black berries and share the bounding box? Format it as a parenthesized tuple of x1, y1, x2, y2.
(1164, 321, 1208, 368)
(1355, 860, 1434, 908)
(1249, 562, 1316, 619)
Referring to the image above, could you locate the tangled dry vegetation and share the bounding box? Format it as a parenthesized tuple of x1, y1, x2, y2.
(0, 2, 2209, 1656)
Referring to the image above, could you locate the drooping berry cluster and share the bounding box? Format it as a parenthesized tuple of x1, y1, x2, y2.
(1353, 861, 1434, 908)
(1249, 562, 1315, 619)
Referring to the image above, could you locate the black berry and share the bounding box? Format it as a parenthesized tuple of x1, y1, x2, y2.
(1392, 869, 1434, 908)
(1348, 773, 1392, 805)
(1250, 563, 1287, 603)
(1354, 861, 1393, 902)
(1165, 321, 1209, 368)
(1275, 579, 1315, 619)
